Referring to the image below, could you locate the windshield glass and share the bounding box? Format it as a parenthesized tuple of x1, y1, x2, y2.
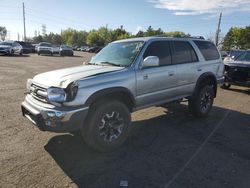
(40, 43, 52, 47)
(235, 51, 250, 62)
(90, 41, 144, 67)
(0, 42, 12, 46)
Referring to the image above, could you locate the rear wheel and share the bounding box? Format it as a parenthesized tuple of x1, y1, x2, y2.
(11, 50, 14, 56)
(189, 85, 214, 117)
(82, 100, 131, 152)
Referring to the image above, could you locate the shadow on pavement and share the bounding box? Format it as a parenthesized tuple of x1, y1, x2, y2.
(45, 104, 250, 188)
(226, 87, 250, 95)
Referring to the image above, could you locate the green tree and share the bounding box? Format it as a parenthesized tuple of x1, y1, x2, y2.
(222, 26, 250, 50)
(0, 26, 7, 40)
(33, 35, 43, 43)
(86, 31, 105, 46)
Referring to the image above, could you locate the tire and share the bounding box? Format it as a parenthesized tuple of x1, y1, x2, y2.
(11, 50, 14, 56)
(51, 52, 53, 56)
(82, 100, 131, 152)
(38, 52, 40, 55)
(188, 85, 214, 117)
(19, 50, 23, 56)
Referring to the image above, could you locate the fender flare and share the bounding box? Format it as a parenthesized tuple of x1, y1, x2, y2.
(85, 87, 135, 109)
(193, 72, 217, 97)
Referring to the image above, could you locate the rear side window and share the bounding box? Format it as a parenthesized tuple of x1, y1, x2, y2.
(194, 40, 220, 60)
(172, 41, 198, 64)
(143, 41, 171, 66)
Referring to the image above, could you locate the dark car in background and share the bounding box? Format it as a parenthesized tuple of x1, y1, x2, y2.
(88, 46, 103, 53)
(16, 41, 35, 54)
(224, 49, 245, 62)
(0, 41, 23, 55)
(222, 50, 250, 88)
(59, 45, 74, 56)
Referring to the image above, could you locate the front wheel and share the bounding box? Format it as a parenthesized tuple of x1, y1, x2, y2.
(188, 85, 214, 117)
(82, 100, 131, 152)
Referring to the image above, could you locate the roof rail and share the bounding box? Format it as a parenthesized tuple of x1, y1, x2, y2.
(150, 35, 205, 39)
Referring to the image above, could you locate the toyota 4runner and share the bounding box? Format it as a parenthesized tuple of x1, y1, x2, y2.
(21, 37, 224, 152)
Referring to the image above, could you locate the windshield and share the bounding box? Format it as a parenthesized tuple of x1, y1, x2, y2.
(89, 41, 144, 67)
(0, 42, 12, 46)
(235, 51, 250, 62)
(39, 43, 52, 47)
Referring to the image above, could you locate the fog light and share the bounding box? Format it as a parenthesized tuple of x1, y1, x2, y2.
(45, 120, 52, 126)
(47, 112, 56, 118)
(55, 111, 65, 118)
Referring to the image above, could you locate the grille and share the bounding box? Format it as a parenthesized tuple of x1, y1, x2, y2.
(30, 84, 48, 102)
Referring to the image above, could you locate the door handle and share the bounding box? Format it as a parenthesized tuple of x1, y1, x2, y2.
(143, 75, 148, 80)
(197, 68, 202, 72)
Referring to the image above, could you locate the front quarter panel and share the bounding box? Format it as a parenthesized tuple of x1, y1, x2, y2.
(63, 68, 136, 107)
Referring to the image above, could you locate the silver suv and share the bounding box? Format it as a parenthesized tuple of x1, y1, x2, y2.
(21, 37, 224, 152)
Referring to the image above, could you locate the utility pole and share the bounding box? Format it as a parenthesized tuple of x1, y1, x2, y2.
(215, 12, 222, 47)
(22, 2, 26, 42)
(105, 24, 108, 45)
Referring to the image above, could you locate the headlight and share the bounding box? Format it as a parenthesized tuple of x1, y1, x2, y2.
(26, 79, 33, 90)
(65, 82, 78, 101)
(47, 87, 66, 102)
(47, 82, 78, 103)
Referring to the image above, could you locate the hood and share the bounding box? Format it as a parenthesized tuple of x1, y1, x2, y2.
(32, 65, 124, 88)
(0, 45, 11, 48)
(224, 61, 250, 68)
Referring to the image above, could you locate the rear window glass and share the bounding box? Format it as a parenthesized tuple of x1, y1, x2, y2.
(194, 40, 220, 61)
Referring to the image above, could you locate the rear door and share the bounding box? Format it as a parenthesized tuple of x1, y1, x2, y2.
(171, 40, 200, 96)
(136, 40, 178, 108)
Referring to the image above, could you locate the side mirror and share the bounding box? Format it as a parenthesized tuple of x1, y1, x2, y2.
(141, 56, 159, 68)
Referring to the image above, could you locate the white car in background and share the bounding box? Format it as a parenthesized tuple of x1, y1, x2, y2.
(37, 42, 53, 56)
(0, 41, 23, 56)
(52, 45, 60, 55)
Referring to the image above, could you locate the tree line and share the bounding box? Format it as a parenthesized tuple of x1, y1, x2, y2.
(1, 24, 249, 49)
(222, 25, 250, 50)
(31, 26, 190, 46)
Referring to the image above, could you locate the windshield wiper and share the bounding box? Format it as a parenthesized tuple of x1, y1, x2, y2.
(98, 61, 124, 67)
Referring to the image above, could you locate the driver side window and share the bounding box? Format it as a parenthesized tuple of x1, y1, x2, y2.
(143, 41, 172, 66)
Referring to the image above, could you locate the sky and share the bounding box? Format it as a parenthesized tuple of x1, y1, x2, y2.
(1, 0, 250, 40)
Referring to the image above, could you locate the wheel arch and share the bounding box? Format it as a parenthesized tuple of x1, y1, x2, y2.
(193, 72, 218, 97)
(85, 87, 136, 112)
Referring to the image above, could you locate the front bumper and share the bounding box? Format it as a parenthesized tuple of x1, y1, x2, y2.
(21, 95, 89, 133)
(0, 49, 10, 55)
(38, 50, 52, 54)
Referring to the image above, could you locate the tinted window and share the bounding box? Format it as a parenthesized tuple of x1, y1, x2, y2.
(143, 41, 171, 66)
(194, 40, 220, 60)
(172, 41, 198, 64)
